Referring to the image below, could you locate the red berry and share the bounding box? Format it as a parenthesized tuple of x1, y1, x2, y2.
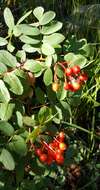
(59, 142, 67, 151)
(55, 153, 64, 165)
(56, 149, 64, 154)
(39, 153, 47, 163)
(65, 67, 73, 76)
(78, 73, 88, 81)
(46, 156, 53, 165)
(72, 65, 80, 75)
(52, 138, 60, 148)
(72, 82, 81, 91)
(35, 148, 42, 156)
(49, 143, 54, 149)
(64, 82, 73, 91)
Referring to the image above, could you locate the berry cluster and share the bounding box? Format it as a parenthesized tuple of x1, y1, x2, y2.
(52, 62, 88, 92)
(35, 132, 68, 165)
(64, 65, 88, 92)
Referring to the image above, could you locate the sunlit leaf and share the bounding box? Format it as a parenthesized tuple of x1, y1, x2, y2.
(0, 148, 15, 170)
(33, 7, 44, 21)
(39, 11, 56, 25)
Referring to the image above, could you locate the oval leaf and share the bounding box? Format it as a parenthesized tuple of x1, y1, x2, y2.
(0, 80, 10, 103)
(9, 135, 27, 156)
(17, 10, 32, 25)
(0, 50, 17, 67)
(0, 103, 15, 121)
(4, 72, 23, 95)
(43, 33, 65, 46)
(0, 120, 14, 136)
(15, 24, 40, 36)
(19, 35, 40, 45)
(0, 37, 8, 46)
(38, 106, 52, 124)
(33, 7, 44, 21)
(41, 21, 62, 35)
(0, 148, 15, 170)
(42, 43, 55, 55)
(64, 53, 87, 68)
(39, 11, 56, 25)
(43, 68, 53, 86)
(4, 7, 14, 30)
(0, 63, 7, 74)
(23, 59, 43, 73)
(22, 44, 40, 53)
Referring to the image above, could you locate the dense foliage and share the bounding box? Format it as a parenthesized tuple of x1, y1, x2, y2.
(0, 4, 100, 190)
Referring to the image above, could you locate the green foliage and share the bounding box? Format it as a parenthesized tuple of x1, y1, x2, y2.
(0, 148, 15, 170)
(0, 5, 99, 190)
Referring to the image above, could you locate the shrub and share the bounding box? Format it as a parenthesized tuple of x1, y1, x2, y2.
(0, 6, 99, 190)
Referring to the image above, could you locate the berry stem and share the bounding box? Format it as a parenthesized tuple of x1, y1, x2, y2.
(42, 141, 56, 154)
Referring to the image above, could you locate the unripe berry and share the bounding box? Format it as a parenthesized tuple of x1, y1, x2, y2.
(72, 82, 81, 91)
(52, 82, 60, 92)
(59, 142, 67, 151)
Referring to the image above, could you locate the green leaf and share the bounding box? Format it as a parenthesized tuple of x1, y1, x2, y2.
(52, 105, 62, 124)
(0, 63, 7, 74)
(16, 111, 23, 128)
(0, 103, 15, 121)
(45, 55, 53, 67)
(13, 25, 22, 37)
(4, 7, 14, 30)
(23, 59, 44, 73)
(43, 33, 65, 46)
(0, 148, 15, 170)
(23, 116, 35, 127)
(7, 42, 15, 52)
(16, 50, 26, 63)
(19, 35, 40, 45)
(4, 72, 23, 95)
(43, 68, 53, 86)
(56, 66, 64, 79)
(9, 135, 27, 156)
(15, 24, 40, 36)
(60, 101, 72, 116)
(0, 37, 8, 46)
(38, 106, 52, 124)
(79, 43, 94, 58)
(0, 80, 10, 103)
(41, 21, 62, 35)
(22, 44, 40, 53)
(0, 50, 17, 67)
(0, 120, 14, 136)
(42, 43, 55, 55)
(64, 53, 87, 68)
(33, 6, 44, 21)
(39, 11, 56, 25)
(17, 10, 32, 25)
(56, 83, 67, 100)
